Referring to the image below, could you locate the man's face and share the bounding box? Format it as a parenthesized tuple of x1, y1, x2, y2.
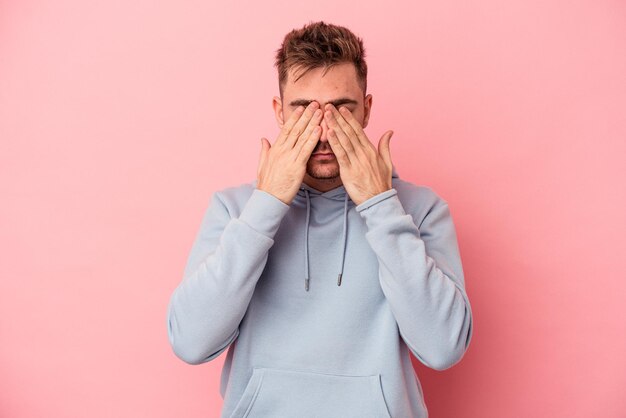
(273, 62, 372, 191)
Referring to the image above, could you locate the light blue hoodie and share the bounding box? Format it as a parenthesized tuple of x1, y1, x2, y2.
(167, 166, 473, 418)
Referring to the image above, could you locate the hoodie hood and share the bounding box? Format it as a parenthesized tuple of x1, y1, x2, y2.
(254, 165, 399, 291)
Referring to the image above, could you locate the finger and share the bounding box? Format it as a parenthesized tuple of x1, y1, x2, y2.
(328, 106, 371, 163)
(295, 125, 322, 164)
(284, 101, 320, 148)
(293, 108, 322, 150)
(327, 127, 351, 167)
(378, 130, 394, 169)
(325, 108, 358, 161)
(276, 105, 305, 146)
(338, 106, 372, 149)
(328, 105, 363, 149)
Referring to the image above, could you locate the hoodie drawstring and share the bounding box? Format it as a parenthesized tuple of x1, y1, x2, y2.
(304, 189, 311, 291)
(337, 193, 348, 286)
(303, 189, 349, 291)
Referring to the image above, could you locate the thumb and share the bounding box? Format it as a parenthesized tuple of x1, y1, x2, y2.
(258, 137, 270, 177)
(378, 130, 394, 168)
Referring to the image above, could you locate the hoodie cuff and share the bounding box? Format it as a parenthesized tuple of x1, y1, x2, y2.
(356, 188, 407, 230)
(238, 189, 290, 237)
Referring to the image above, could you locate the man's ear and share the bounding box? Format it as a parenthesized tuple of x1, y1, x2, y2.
(272, 96, 284, 128)
(362, 94, 373, 128)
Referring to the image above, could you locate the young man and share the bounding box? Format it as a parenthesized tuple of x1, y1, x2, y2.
(167, 21, 473, 418)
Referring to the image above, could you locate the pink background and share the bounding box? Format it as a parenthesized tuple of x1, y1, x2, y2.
(1, 1, 625, 417)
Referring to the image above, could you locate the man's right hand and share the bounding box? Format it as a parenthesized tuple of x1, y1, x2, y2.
(257, 101, 323, 205)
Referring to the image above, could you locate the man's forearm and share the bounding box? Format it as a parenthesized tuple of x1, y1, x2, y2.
(167, 189, 289, 364)
(356, 189, 473, 370)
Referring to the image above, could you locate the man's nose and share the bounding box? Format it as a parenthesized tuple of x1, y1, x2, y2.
(319, 118, 329, 142)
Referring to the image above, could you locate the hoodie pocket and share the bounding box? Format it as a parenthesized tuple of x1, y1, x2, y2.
(229, 367, 392, 418)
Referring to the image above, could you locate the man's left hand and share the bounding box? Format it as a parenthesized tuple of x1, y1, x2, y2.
(324, 104, 394, 206)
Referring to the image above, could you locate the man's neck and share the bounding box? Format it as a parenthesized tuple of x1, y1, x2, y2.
(302, 175, 343, 192)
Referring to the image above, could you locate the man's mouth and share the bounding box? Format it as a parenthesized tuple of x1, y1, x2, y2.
(311, 153, 336, 160)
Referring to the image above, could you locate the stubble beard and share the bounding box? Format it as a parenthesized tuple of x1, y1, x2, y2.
(306, 159, 340, 181)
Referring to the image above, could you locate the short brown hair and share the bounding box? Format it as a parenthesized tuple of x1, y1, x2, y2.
(275, 21, 368, 97)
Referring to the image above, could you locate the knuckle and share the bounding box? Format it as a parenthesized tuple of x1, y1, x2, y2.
(290, 126, 302, 138)
(291, 125, 304, 137)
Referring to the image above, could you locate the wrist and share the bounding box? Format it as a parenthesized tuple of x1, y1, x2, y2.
(256, 186, 291, 206)
(357, 187, 391, 206)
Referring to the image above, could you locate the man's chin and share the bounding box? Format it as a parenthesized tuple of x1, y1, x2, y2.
(306, 168, 340, 181)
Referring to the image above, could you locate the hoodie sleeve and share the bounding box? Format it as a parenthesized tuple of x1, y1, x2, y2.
(355, 188, 473, 371)
(167, 188, 290, 365)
